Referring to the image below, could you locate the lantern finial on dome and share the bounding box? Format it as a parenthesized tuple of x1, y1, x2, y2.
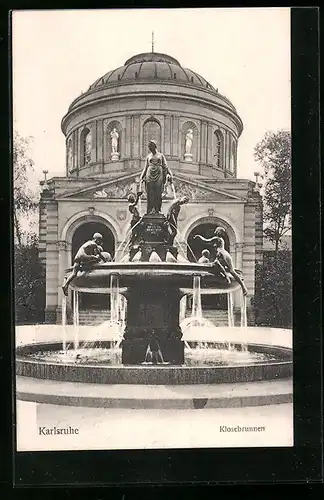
(151, 31, 155, 53)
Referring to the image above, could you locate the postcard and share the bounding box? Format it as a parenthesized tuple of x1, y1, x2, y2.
(13, 7, 293, 455)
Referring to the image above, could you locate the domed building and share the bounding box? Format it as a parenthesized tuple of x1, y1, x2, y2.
(39, 51, 263, 325)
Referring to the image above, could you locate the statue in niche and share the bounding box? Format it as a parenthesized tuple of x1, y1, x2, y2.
(140, 140, 173, 214)
(184, 128, 194, 161)
(84, 133, 92, 164)
(110, 128, 119, 154)
(185, 129, 193, 154)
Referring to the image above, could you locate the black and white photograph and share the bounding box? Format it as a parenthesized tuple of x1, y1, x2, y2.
(13, 7, 293, 452)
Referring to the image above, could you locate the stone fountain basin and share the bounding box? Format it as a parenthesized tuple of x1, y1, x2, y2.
(15, 327, 293, 408)
(67, 262, 242, 291)
(16, 341, 292, 385)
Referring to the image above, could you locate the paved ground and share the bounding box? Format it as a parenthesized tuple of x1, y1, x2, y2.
(15, 325, 293, 451)
(16, 400, 293, 451)
(17, 375, 292, 408)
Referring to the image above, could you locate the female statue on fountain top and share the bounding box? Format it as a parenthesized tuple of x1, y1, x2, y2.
(140, 140, 173, 214)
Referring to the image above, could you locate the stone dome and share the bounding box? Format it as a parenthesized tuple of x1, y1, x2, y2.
(88, 52, 218, 94)
(62, 50, 243, 181)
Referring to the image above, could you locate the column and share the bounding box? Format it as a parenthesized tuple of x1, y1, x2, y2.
(38, 199, 47, 266)
(164, 115, 171, 156)
(91, 122, 97, 162)
(243, 202, 256, 324)
(133, 115, 140, 158)
(207, 123, 213, 164)
(57, 240, 71, 320)
(96, 119, 104, 163)
(221, 128, 226, 172)
(125, 116, 132, 157)
(45, 200, 59, 323)
(130, 116, 134, 157)
(200, 121, 207, 163)
(235, 242, 244, 270)
(224, 130, 229, 171)
(171, 115, 179, 157)
(75, 130, 79, 171)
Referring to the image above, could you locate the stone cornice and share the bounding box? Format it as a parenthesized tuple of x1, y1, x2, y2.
(68, 79, 236, 113)
(62, 87, 243, 137)
(54, 170, 245, 203)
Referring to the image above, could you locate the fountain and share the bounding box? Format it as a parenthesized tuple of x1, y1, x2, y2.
(16, 142, 292, 407)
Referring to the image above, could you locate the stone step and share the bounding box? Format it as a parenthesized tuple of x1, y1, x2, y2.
(77, 309, 253, 327)
(16, 375, 293, 409)
(79, 310, 110, 326)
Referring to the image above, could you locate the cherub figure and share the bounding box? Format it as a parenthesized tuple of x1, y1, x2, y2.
(212, 237, 248, 295)
(62, 233, 110, 296)
(194, 228, 248, 295)
(165, 196, 189, 246)
(128, 191, 143, 246)
(198, 249, 211, 263)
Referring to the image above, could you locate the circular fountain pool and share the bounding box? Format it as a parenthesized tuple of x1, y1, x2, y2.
(16, 340, 292, 385)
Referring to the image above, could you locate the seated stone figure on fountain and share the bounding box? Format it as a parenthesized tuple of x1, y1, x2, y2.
(140, 140, 173, 214)
(194, 234, 248, 296)
(193, 226, 227, 258)
(165, 196, 189, 246)
(62, 233, 110, 296)
(198, 249, 211, 263)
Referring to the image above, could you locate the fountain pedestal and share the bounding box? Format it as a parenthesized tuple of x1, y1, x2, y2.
(121, 286, 184, 365)
(122, 212, 184, 365)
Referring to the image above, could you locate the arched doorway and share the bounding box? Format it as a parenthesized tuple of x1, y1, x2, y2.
(187, 223, 230, 310)
(71, 222, 115, 310)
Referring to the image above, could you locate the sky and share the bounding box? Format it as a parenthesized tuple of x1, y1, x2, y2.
(12, 7, 291, 186)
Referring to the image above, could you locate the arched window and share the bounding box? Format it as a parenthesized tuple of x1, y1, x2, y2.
(67, 138, 73, 171)
(230, 141, 236, 173)
(142, 118, 161, 155)
(213, 130, 223, 169)
(81, 128, 92, 166)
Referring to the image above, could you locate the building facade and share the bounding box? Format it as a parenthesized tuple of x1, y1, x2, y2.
(39, 51, 262, 325)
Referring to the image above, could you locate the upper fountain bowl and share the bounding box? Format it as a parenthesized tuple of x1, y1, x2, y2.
(68, 261, 242, 292)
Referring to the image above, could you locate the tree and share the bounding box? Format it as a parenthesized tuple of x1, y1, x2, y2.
(13, 131, 45, 324)
(254, 251, 292, 328)
(253, 130, 292, 327)
(13, 131, 38, 246)
(14, 233, 45, 324)
(254, 130, 291, 253)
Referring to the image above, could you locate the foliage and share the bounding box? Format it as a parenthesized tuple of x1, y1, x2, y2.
(13, 130, 38, 246)
(14, 234, 45, 324)
(254, 251, 292, 328)
(254, 130, 291, 252)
